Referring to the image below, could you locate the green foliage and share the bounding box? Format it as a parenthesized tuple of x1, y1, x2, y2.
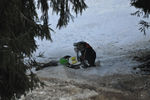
(50, 0, 87, 28)
(139, 20, 150, 35)
(0, 0, 87, 99)
(130, 0, 150, 34)
(131, 0, 150, 17)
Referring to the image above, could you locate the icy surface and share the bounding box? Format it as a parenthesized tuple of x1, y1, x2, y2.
(32, 0, 150, 80)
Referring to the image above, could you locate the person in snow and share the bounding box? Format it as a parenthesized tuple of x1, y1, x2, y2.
(73, 41, 96, 67)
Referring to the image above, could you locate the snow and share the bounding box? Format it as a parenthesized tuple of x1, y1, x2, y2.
(32, 0, 150, 80)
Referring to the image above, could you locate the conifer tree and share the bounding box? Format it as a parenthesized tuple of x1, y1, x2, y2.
(0, 0, 87, 99)
(131, 0, 150, 34)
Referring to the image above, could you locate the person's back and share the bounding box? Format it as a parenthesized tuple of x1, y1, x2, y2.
(74, 41, 96, 67)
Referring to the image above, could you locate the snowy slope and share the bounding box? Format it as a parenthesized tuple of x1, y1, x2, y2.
(33, 0, 150, 79)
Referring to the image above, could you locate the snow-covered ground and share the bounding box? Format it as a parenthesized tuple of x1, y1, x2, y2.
(21, 0, 150, 99)
(32, 0, 150, 80)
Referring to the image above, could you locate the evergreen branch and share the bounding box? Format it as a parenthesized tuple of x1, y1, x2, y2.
(139, 20, 150, 35)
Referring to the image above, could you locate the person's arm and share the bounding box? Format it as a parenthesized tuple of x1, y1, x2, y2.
(74, 47, 80, 61)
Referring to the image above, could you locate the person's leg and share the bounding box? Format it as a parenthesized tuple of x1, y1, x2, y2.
(88, 58, 95, 67)
(88, 52, 96, 67)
